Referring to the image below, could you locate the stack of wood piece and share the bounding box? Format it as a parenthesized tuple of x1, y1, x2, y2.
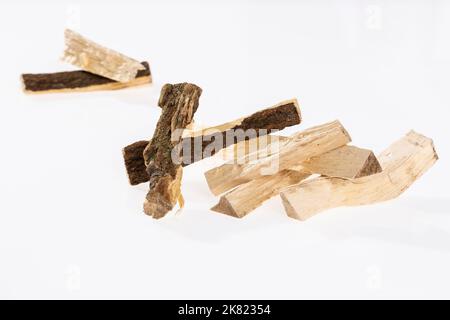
(123, 83, 438, 220)
(123, 85, 437, 220)
(22, 29, 151, 94)
(123, 84, 302, 218)
(205, 122, 438, 220)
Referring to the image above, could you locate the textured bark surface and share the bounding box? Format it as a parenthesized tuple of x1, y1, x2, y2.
(179, 99, 301, 165)
(22, 62, 151, 93)
(280, 131, 438, 220)
(143, 83, 202, 219)
(123, 99, 301, 185)
(63, 29, 145, 83)
(123, 140, 151, 185)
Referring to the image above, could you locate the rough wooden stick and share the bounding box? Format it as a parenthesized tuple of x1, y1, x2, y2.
(22, 62, 151, 94)
(123, 99, 301, 185)
(62, 29, 145, 83)
(211, 145, 382, 218)
(205, 120, 352, 196)
(143, 83, 202, 219)
(280, 131, 438, 221)
(212, 168, 309, 218)
(144, 98, 301, 166)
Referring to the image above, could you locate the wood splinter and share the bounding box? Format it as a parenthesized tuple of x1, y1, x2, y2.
(22, 62, 151, 94)
(211, 145, 382, 218)
(280, 131, 438, 220)
(123, 99, 301, 185)
(143, 83, 202, 219)
(63, 29, 145, 83)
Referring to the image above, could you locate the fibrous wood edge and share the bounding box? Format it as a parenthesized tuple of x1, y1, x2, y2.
(123, 99, 301, 185)
(62, 29, 145, 83)
(22, 62, 151, 94)
(280, 131, 438, 221)
(205, 120, 352, 196)
(123, 140, 151, 186)
(211, 145, 382, 218)
(143, 83, 202, 219)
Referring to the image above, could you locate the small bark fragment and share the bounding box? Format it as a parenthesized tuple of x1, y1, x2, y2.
(280, 131, 438, 221)
(143, 83, 202, 219)
(62, 29, 145, 83)
(205, 120, 352, 196)
(123, 140, 150, 185)
(211, 145, 381, 218)
(22, 62, 151, 94)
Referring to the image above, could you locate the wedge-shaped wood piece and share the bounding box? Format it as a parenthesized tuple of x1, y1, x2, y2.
(123, 99, 301, 185)
(280, 131, 438, 221)
(301, 145, 382, 178)
(205, 120, 352, 196)
(63, 29, 145, 83)
(211, 168, 309, 218)
(122, 123, 200, 186)
(143, 83, 202, 219)
(211, 145, 382, 218)
(22, 62, 151, 94)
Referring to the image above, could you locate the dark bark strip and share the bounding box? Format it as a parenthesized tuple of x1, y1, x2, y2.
(123, 140, 150, 186)
(123, 100, 301, 185)
(143, 83, 202, 219)
(22, 61, 151, 93)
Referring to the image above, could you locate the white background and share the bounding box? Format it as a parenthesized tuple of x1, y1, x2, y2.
(0, 0, 449, 299)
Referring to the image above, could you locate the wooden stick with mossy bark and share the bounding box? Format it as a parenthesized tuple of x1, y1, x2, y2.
(143, 83, 202, 219)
